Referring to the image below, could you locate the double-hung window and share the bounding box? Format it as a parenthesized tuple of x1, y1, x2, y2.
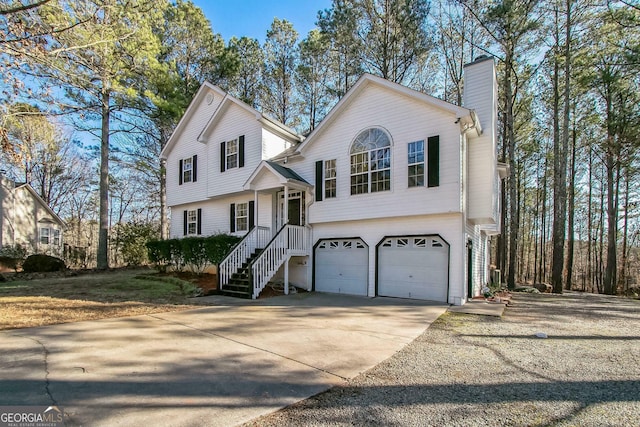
(408, 140, 425, 187)
(53, 229, 61, 245)
(179, 155, 197, 185)
(182, 157, 193, 183)
(183, 209, 202, 235)
(324, 159, 337, 198)
(226, 138, 238, 170)
(187, 210, 198, 235)
(350, 128, 391, 195)
(39, 227, 50, 244)
(220, 136, 245, 172)
(235, 202, 248, 232)
(230, 201, 254, 232)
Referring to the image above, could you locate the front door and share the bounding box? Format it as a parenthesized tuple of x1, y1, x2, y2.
(288, 198, 301, 226)
(278, 191, 305, 227)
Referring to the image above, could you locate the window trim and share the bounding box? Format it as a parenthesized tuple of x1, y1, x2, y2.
(182, 157, 193, 183)
(186, 210, 198, 235)
(39, 227, 50, 245)
(324, 159, 337, 199)
(349, 127, 392, 195)
(226, 138, 238, 170)
(408, 140, 425, 188)
(235, 202, 249, 232)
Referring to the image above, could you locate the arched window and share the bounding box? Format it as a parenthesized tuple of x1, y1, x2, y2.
(350, 128, 392, 194)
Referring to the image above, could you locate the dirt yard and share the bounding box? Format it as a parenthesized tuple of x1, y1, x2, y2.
(0, 269, 202, 330)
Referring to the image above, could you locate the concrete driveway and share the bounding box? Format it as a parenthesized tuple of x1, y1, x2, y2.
(0, 292, 447, 426)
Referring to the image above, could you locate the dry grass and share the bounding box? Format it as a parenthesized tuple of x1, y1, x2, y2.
(0, 269, 201, 330)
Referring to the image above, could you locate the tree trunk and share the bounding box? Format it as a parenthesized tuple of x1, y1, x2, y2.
(619, 169, 629, 292)
(160, 158, 169, 240)
(97, 88, 110, 270)
(506, 51, 518, 290)
(565, 127, 576, 290)
(603, 142, 617, 295)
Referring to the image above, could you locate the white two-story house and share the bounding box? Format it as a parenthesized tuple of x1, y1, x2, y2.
(161, 55, 506, 305)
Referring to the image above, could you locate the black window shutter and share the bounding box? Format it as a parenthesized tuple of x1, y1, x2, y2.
(238, 135, 245, 168)
(179, 159, 183, 185)
(183, 210, 188, 235)
(315, 160, 323, 201)
(230, 203, 236, 232)
(192, 155, 198, 182)
(197, 208, 202, 235)
(249, 200, 255, 229)
(428, 135, 440, 188)
(220, 141, 226, 172)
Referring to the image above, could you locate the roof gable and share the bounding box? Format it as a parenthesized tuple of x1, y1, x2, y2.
(161, 82, 303, 159)
(244, 160, 310, 191)
(297, 74, 474, 155)
(160, 82, 226, 159)
(15, 183, 66, 227)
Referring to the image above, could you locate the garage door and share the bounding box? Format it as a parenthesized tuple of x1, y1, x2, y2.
(315, 238, 368, 296)
(377, 236, 449, 302)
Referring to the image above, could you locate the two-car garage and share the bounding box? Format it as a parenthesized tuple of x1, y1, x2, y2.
(314, 235, 450, 302)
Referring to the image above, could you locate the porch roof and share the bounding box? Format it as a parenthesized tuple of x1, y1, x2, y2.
(243, 161, 311, 192)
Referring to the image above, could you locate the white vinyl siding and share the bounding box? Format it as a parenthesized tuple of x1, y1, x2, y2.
(165, 92, 218, 207)
(169, 193, 272, 239)
(288, 83, 462, 224)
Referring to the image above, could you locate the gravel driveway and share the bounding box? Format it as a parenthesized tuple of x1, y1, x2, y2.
(245, 292, 640, 427)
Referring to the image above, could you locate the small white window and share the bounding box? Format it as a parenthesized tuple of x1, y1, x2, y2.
(408, 140, 425, 187)
(53, 229, 61, 245)
(235, 202, 248, 232)
(182, 157, 193, 183)
(324, 159, 336, 199)
(187, 210, 198, 235)
(40, 227, 50, 244)
(226, 139, 238, 170)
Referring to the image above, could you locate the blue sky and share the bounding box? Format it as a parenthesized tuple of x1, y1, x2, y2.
(192, 0, 333, 43)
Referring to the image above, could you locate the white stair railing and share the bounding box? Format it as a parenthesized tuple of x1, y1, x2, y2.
(219, 226, 270, 290)
(250, 224, 308, 299)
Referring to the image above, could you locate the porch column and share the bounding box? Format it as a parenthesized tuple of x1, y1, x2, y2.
(283, 184, 289, 225)
(283, 184, 289, 295)
(284, 258, 289, 295)
(254, 190, 258, 227)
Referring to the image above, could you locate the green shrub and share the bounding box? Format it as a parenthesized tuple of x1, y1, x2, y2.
(0, 244, 27, 271)
(113, 222, 159, 266)
(22, 254, 66, 273)
(146, 233, 240, 273)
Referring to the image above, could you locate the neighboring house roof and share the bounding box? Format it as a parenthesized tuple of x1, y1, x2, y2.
(15, 183, 66, 227)
(296, 73, 479, 155)
(160, 81, 303, 159)
(243, 160, 310, 191)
